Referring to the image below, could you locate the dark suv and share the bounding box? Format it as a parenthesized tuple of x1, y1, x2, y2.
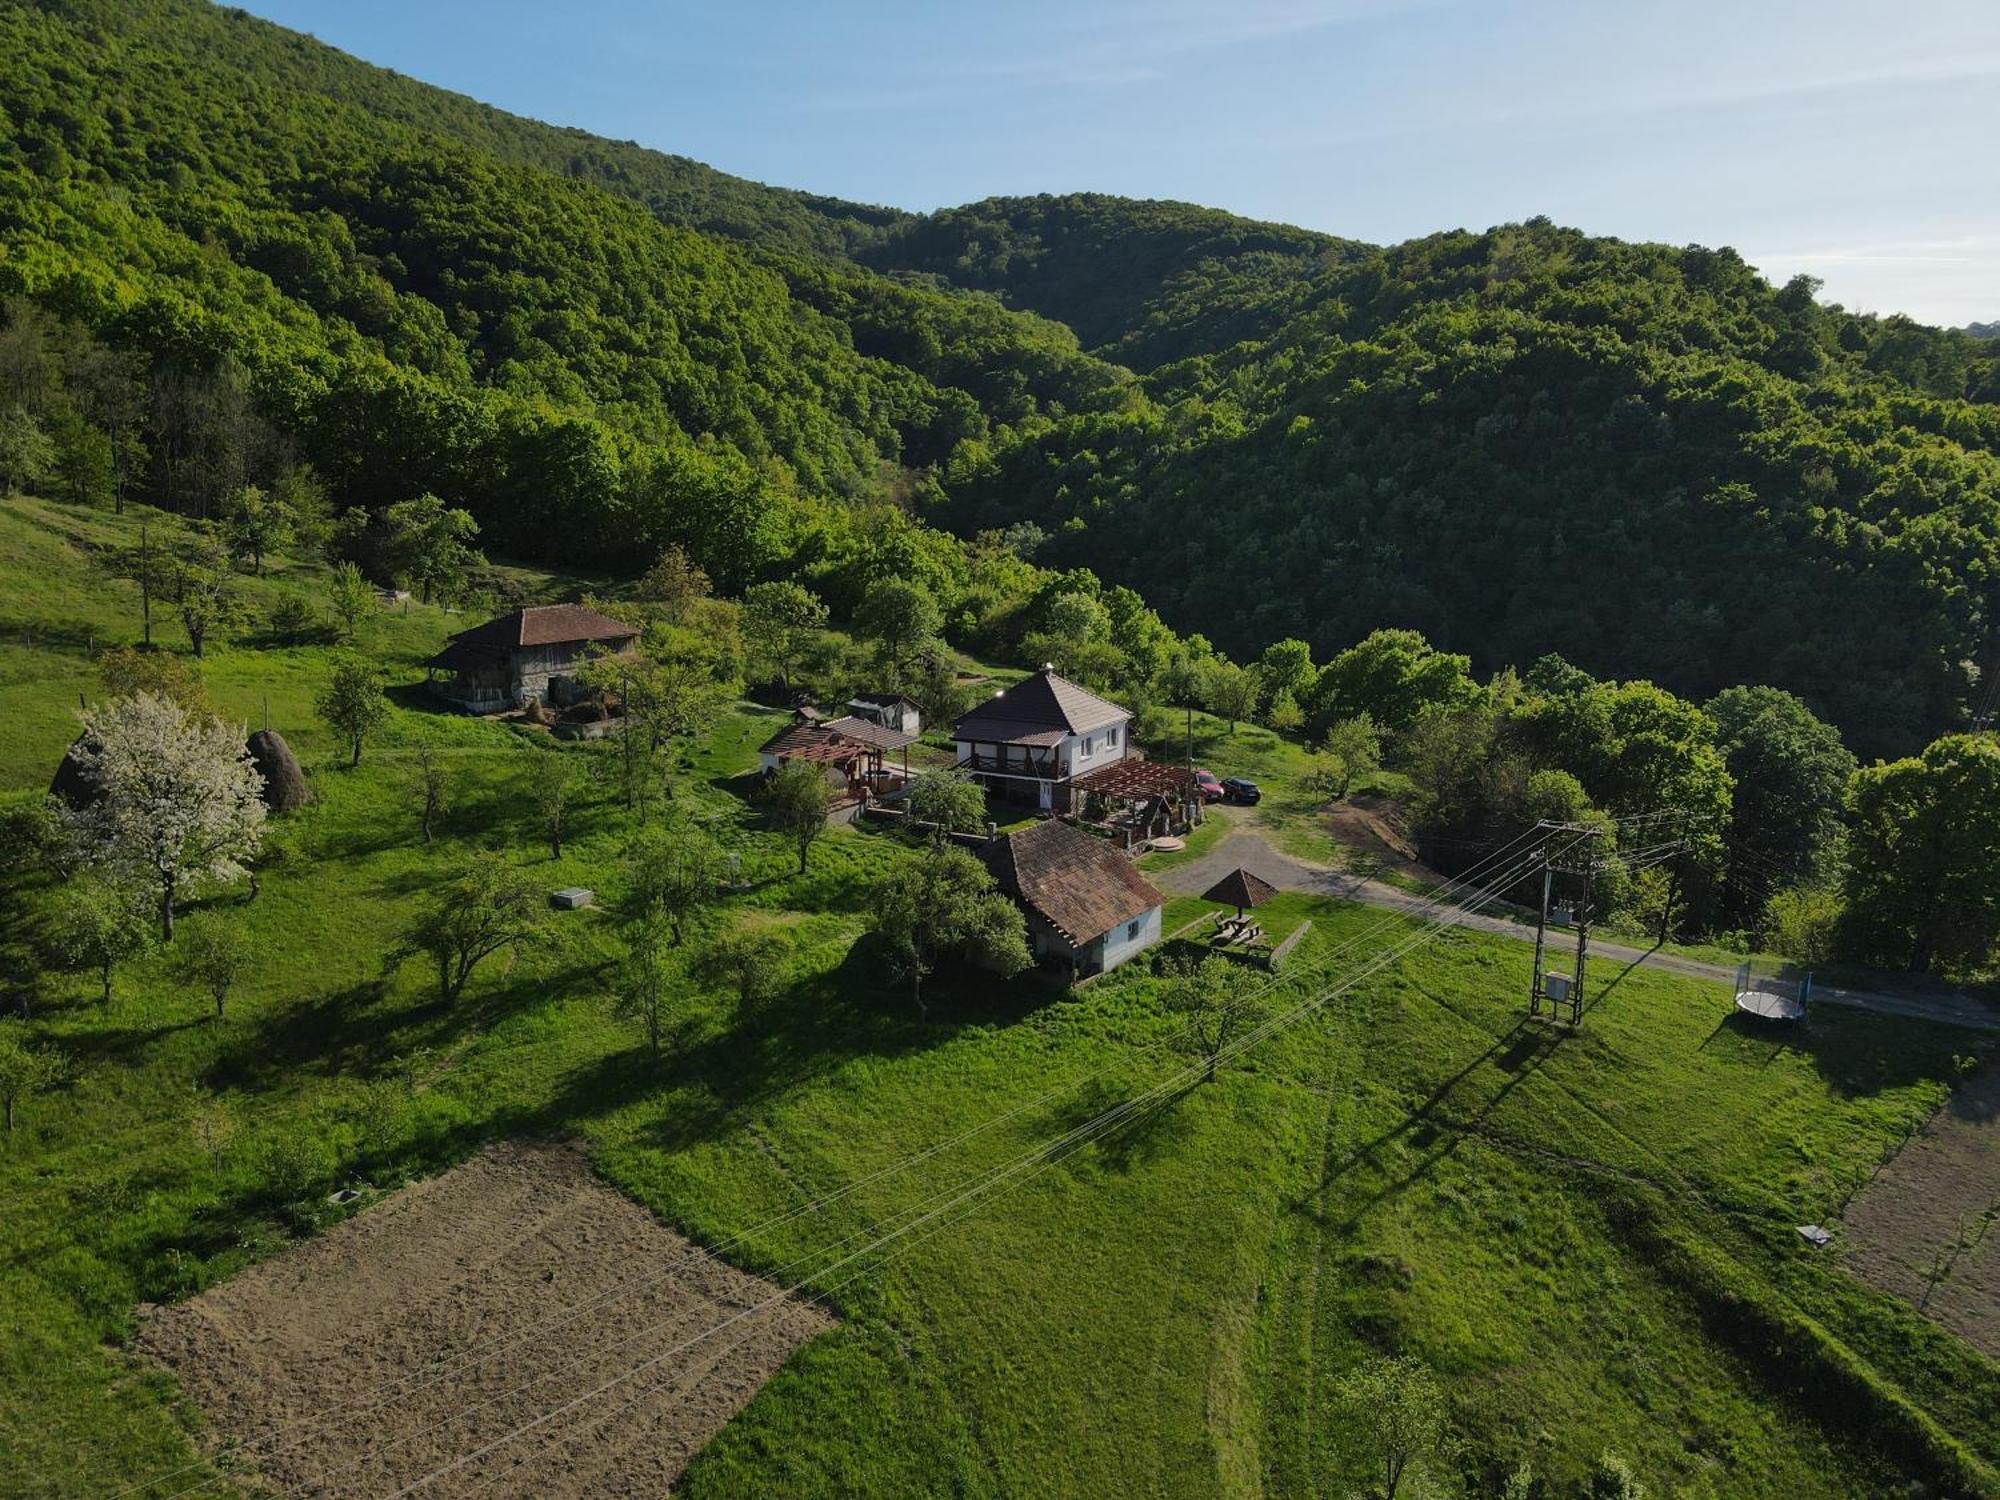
(1220, 776, 1261, 805)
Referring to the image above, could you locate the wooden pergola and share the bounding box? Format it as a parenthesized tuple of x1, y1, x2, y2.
(1070, 759, 1198, 845)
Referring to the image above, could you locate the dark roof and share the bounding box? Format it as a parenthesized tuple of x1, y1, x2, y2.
(822, 714, 919, 752)
(429, 604, 638, 666)
(1201, 867, 1279, 911)
(953, 669, 1128, 743)
(978, 820, 1163, 945)
(757, 720, 872, 764)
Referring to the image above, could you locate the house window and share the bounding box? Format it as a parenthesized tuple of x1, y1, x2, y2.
(1107, 726, 1119, 748)
(1126, 919, 1141, 941)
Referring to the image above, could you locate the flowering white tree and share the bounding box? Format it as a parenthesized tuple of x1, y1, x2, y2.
(66, 692, 266, 941)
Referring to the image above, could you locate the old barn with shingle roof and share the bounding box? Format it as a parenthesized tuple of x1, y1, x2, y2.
(425, 604, 638, 713)
(977, 819, 1164, 976)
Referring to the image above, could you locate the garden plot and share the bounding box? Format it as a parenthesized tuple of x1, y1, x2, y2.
(1842, 1063, 2000, 1359)
(138, 1140, 833, 1498)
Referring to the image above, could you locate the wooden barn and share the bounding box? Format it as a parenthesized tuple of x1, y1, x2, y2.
(425, 604, 638, 713)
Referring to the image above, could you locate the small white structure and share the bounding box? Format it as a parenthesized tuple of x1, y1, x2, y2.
(976, 819, 1164, 977)
(847, 692, 922, 736)
(550, 887, 594, 910)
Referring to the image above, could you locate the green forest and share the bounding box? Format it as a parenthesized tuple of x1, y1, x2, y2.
(4, 0, 2000, 971)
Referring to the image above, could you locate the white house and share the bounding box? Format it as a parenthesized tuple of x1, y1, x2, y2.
(951, 668, 1132, 813)
(976, 819, 1164, 977)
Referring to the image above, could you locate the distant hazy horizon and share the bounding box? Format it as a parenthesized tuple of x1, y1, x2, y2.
(237, 0, 2000, 328)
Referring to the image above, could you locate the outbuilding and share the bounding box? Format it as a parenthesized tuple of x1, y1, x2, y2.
(977, 819, 1164, 977)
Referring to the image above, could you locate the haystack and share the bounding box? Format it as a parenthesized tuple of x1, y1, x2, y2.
(48, 735, 101, 809)
(247, 729, 311, 812)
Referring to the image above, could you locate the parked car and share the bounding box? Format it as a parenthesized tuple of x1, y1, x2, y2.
(1193, 768, 1225, 802)
(1220, 776, 1262, 805)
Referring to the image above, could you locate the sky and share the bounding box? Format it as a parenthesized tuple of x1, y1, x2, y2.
(238, 0, 2000, 328)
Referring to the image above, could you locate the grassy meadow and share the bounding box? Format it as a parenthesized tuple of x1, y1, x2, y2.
(0, 497, 1995, 1498)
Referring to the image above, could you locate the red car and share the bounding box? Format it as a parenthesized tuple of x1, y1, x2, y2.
(1193, 768, 1224, 802)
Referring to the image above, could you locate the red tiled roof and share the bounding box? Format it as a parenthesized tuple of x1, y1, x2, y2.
(822, 714, 918, 751)
(757, 720, 872, 764)
(978, 820, 1162, 946)
(1071, 760, 1194, 799)
(953, 669, 1128, 744)
(438, 604, 639, 655)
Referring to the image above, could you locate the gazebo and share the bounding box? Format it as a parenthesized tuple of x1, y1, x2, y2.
(1201, 867, 1279, 922)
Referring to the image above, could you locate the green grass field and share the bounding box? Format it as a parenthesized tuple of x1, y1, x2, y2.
(2, 497, 1996, 1498)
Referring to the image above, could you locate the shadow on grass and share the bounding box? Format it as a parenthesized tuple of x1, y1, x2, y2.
(1294, 1016, 1571, 1231)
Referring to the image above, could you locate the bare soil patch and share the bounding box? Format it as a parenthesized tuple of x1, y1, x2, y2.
(1324, 794, 1447, 884)
(138, 1140, 834, 1497)
(1841, 1065, 2000, 1358)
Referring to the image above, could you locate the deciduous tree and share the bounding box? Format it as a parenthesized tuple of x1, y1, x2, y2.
(762, 759, 831, 874)
(1843, 734, 2000, 973)
(0, 1026, 64, 1132)
(397, 857, 544, 1004)
(381, 492, 483, 606)
(741, 580, 827, 690)
(326, 561, 376, 643)
(1335, 1355, 1453, 1500)
(905, 768, 986, 841)
(528, 751, 581, 858)
(46, 877, 153, 1005)
(692, 927, 790, 1018)
(870, 844, 1029, 1022)
(173, 915, 248, 1018)
(316, 655, 389, 767)
(64, 692, 266, 941)
(625, 820, 719, 945)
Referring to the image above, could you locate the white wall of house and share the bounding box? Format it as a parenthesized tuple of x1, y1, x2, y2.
(1091, 904, 1162, 974)
(1059, 719, 1131, 778)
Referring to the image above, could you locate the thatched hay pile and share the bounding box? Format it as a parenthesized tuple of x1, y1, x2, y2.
(247, 729, 311, 812)
(48, 735, 100, 809)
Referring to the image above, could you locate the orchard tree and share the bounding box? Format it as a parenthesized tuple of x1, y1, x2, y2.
(1843, 733, 2000, 973)
(1162, 954, 1266, 1083)
(65, 692, 266, 940)
(1317, 715, 1382, 799)
(635, 545, 712, 624)
(316, 655, 389, 767)
(1335, 1355, 1453, 1500)
(528, 750, 582, 858)
(762, 759, 831, 874)
(173, 916, 248, 1019)
(905, 768, 986, 841)
(0, 1026, 64, 1132)
(46, 877, 153, 1005)
(870, 844, 1029, 1022)
(615, 907, 680, 1062)
(741, 580, 827, 690)
(408, 738, 451, 845)
(169, 535, 239, 658)
(625, 820, 720, 945)
(692, 927, 790, 1018)
(1200, 657, 1258, 735)
(381, 492, 483, 605)
(327, 561, 376, 642)
(224, 484, 293, 575)
(397, 857, 545, 1004)
(96, 644, 209, 712)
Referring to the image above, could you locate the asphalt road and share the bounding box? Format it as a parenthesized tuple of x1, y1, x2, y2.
(1154, 828, 1999, 1034)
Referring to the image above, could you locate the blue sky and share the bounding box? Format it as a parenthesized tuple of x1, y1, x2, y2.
(238, 0, 2000, 327)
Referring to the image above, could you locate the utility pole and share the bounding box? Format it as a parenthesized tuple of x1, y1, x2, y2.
(139, 520, 152, 647)
(1528, 822, 1603, 1025)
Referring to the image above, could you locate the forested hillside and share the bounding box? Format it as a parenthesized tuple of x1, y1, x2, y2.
(932, 214, 2000, 758)
(6, 0, 2000, 762)
(0, 0, 1131, 584)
